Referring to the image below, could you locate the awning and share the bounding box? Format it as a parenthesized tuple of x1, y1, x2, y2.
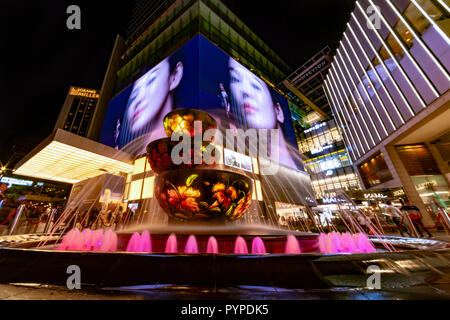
(14, 129, 134, 184)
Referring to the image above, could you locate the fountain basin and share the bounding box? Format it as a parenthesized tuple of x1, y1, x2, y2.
(0, 232, 448, 289)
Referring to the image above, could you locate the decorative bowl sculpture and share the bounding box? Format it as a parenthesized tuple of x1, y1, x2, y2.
(163, 108, 217, 137)
(155, 169, 252, 221)
(146, 137, 218, 174)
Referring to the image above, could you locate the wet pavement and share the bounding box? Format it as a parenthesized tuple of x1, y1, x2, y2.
(0, 282, 449, 300)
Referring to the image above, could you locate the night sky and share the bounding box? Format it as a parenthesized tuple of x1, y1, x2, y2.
(0, 0, 355, 167)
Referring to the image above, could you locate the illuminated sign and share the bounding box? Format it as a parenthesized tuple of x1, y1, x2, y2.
(363, 193, 387, 199)
(322, 196, 345, 204)
(69, 87, 100, 99)
(319, 157, 341, 171)
(393, 189, 405, 197)
(296, 59, 329, 83)
(311, 144, 333, 155)
(0, 177, 34, 187)
(416, 180, 437, 190)
(224, 148, 252, 172)
(304, 122, 326, 133)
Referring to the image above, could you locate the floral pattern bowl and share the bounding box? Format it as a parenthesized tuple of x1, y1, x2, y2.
(163, 108, 217, 137)
(146, 138, 218, 174)
(155, 169, 252, 221)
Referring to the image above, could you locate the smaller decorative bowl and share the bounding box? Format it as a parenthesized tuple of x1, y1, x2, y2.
(146, 138, 219, 174)
(155, 169, 252, 221)
(163, 108, 217, 138)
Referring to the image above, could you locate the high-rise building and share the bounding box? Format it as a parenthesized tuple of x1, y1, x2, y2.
(323, 0, 450, 225)
(15, 0, 316, 225)
(54, 86, 100, 138)
(282, 47, 333, 124)
(280, 47, 362, 207)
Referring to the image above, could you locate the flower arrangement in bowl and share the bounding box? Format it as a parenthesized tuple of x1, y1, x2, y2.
(163, 108, 217, 137)
(146, 137, 218, 174)
(155, 169, 252, 221)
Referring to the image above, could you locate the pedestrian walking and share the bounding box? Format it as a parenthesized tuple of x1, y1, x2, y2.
(401, 200, 432, 238)
(385, 201, 412, 237)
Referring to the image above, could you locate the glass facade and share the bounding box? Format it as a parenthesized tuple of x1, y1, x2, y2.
(297, 119, 361, 203)
(63, 97, 98, 137)
(324, 0, 450, 162)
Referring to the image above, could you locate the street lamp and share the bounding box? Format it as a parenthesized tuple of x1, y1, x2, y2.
(0, 161, 8, 180)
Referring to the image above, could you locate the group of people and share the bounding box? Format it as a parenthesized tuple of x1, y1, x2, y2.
(385, 199, 433, 238)
(67, 206, 136, 231)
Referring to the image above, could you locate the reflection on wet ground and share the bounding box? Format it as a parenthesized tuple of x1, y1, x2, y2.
(1, 283, 449, 300)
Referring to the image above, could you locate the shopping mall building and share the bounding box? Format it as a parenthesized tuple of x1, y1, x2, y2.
(13, 0, 316, 225)
(323, 0, 450, 225)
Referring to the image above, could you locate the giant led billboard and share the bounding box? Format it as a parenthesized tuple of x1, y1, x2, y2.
(100, 35, 303, 172)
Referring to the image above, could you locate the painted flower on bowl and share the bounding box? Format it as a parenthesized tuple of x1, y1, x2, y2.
(232, 192, 252, 219)
(164, 114, 195, 137)
(147, 140, 173, 172)
(211, 182, 237, 212)
(168, 185, 201, 214)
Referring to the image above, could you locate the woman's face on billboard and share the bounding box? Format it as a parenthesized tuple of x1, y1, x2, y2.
(228, 58, 277, 129)
(127, 58, 171, 132)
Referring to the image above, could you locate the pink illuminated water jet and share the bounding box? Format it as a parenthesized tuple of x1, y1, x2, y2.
(206, 236, 219, 254)
(67, 230, 83, 251)
(92, 229, 104, 251)
(100, 229, 118, 252)
(55, 228, 118, 252)
(140, 230, 152, 253)
(285, 235, 301, 254)
(184, 235, 199, 253)
(251, 237, 266, 254)
(234, 236, 248, 254)
(165, 233, 178, 253)
(318, 232, 375, 254)
(126, 232, 141, 252)
(81, 229, 93, 251)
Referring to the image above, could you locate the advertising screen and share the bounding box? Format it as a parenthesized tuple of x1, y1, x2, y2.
(224, 148, 252, 172)
(100, 35, 303, 172)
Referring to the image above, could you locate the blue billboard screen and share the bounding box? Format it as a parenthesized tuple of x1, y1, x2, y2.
(100, 35, 303, 171)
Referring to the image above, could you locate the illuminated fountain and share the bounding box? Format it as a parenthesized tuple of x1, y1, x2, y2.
(0, 109, 448, 290)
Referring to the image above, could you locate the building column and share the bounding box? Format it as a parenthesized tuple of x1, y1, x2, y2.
(425, 142, 450, 187)
(384, 145, 434, 227)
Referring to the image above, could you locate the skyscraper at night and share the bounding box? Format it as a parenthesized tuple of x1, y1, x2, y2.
(54, 86, 100, 138)
(15, 0, 317, 225)
(282, 47, 362, 207)
(323, 0, 450, 225)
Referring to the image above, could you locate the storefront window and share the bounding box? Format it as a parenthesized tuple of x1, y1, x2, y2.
(358, 153, 393, 188)
(411, 174, 449, 207)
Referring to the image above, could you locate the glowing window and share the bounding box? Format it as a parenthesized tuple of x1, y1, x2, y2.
(252, 157, 259, 174)
(142, 176, 155, 199)
(133, 157, 146, 175)
(123, 183, 130, 200)
(255, 179, 263, 201)
(128, 179, 143, 201)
